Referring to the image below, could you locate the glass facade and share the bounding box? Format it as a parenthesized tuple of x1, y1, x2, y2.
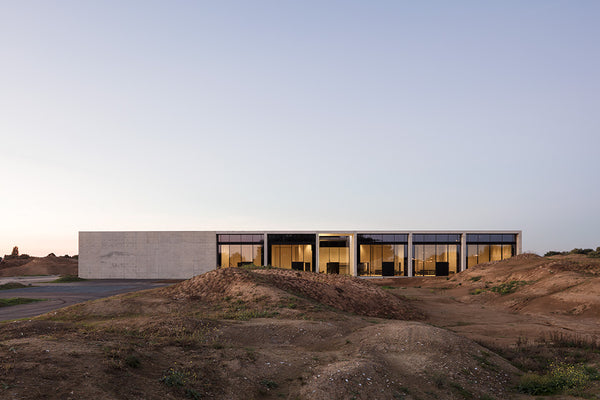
(319, 235, 351, 275)
(357, 234, 408, 276)
(268, 234, 316, 271)
(215, 232, 519, 276)
(466, 234, 516, 268)
(217, 234, 264, 268)
(413, 234, 460, 276)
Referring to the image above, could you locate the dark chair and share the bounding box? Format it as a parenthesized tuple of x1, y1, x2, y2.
(382, 261, 395, 277)
(435, 262, 449, 276)
(304, 262, 311, 272)
(358, 262, 369, 275)
(292, 262, 304, 271)
(327, 262, 339, 274)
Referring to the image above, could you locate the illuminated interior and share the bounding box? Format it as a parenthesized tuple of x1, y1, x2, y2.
(357, 234, 407, 276)
(217, 234, 263, 267)
(268, 234, 316, 271)
(466, 234, 515, 268)
(318, 234, 351, 275)
(412, 234, 460, 276)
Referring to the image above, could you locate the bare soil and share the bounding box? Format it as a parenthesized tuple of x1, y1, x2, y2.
(0, 255, 77, 277)
(0, 255, 599, 399)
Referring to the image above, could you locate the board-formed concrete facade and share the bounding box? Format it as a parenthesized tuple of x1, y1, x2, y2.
(79, 231, 217, 279)
(79, 230, 522, 280)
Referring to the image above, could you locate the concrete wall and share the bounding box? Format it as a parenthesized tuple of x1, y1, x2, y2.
(79, 231, 217, 279)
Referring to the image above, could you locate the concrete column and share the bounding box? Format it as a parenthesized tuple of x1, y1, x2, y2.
(516, 231, 522, 255)
(460, 233, 467, 271)
(350, 233, 357, 277)
(407, 233, 413, 277)
(263, 233, 268, 266)
(315, 233, 320, 273)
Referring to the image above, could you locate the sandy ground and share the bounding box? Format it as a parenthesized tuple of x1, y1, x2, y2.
(0, 255, 77, 277)
(0, 254, 598, 399)
(0, 279, 172, 321)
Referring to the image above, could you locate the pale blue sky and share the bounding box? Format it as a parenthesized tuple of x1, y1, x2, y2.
(1, 1, 598, 256)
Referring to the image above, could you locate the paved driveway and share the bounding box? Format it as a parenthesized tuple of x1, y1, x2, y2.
(0, 277, 175, 321)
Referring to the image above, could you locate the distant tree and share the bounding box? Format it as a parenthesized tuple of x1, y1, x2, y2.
(11, 246, 19, 257)
(544, 251, 563, 257)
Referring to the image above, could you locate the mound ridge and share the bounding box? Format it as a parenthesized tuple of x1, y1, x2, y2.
(161, 267, 421, 320)
(0, 254, 77, 277)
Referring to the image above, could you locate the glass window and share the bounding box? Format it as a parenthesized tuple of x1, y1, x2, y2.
(242, 245, 252, 264)
(395, 234, 408, 242)
(467, 244, 478, 269)
(490, 245, 502, 262)
(319, 247, 329, 273)
(280, 245, 291, 269)
(448, 245, 458, 274)
(479, 245, 490, 264)
(436, 244, 448, 262)
(413, 245, 423, 276)
(502, 244, 513, 259)
(503, 234, 516, 243)
(424, 245, 436, 275)
(395, 244, 405, 275)
(218, 235, 230, 243)
(253, 245, 263, 265)
(271, 245, 280, 267)
(437, 234, 449, 243)
(219, 244, 230, 268)
(381, 235, 394, 242)
(230, 244, 242, 267)
(491, 234, 502, 242)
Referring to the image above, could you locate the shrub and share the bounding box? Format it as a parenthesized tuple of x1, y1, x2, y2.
(160, 368, 188, 387)
(544, 251, 563, 257)
(125, 355, 141, 368)
(260, 379, 278, 389)
(518, 362, 591, 395)
(52, 275, 86, 283)
(0, 298, 44, 307)
(490, 281, 527, 295)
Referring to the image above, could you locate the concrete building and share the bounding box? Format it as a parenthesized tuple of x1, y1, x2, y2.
(79, 230, 522, 279)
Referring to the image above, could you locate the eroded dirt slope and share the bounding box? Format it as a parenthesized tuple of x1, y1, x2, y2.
(0, 267, 520, 400)
(0, 254, 77, 277)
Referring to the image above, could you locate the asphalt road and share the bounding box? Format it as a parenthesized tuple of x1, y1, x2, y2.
(0, 277, 174, 321)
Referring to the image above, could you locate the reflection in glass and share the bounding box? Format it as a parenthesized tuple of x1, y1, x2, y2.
(502, 244, 513, 258)
(253, 245, 262, 265)
(479, 245, 490, 264)
(490, 245, 502, 261)
(220, 244, 229, 268)
(319, 236, 351, 275)
(414, 244, 460, 276)
(270, 244, 313, 271)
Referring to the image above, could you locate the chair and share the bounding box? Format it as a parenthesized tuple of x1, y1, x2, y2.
(327, 262, 340, 274)
(292, 262, 304, 271)
(382, 262, 395, 276)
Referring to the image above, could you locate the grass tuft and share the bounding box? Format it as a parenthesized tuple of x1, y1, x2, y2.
(51, 275, 86, 283)
(0, 298, 44, 307)
(0, 283, 29, 290)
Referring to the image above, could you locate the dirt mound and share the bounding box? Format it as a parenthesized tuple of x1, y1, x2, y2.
(162, 267, 421, 320)
(0, 255, 77, 277)
(298, 322, 517, 400)
(400, 253, 600, 318)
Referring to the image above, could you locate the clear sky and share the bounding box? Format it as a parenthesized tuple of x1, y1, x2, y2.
(1, 1, 599, 257)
